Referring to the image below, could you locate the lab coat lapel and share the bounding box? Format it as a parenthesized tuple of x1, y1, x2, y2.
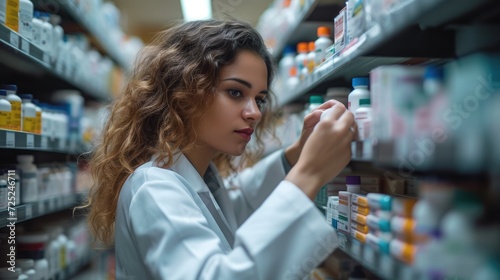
(168, 152, 235, 247)
(205, 163, 238, 232)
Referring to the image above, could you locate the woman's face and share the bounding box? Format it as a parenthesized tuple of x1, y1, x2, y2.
(195, 50, 268, 157)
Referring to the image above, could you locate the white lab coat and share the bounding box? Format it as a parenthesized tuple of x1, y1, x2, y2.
(114, 150, 338, 280)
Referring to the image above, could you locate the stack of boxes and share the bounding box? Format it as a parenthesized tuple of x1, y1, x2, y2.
(389, 197, 418, 265)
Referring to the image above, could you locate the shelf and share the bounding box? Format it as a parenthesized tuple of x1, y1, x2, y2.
(336, 232, 418, 280)
(267, 0, 320, 58)
(59, 0, 131, 71)
(0, 24, 111, 102)
(274, 0, 495, 106)
(265, 0, 347, 59)
(0, 193, 85, 228)
(0, 129, 89, 155)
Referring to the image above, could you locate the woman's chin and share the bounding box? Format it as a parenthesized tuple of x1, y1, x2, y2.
(224, 145, 247, 157)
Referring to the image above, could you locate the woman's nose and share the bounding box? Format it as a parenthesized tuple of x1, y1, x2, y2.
(242, 98, 262, 122)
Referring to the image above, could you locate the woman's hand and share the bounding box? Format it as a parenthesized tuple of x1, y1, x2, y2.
(285, 102, 355, 200)
(284, 99, 343, 166)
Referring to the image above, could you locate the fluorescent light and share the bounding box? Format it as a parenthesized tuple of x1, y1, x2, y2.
(180, 0, 212, 22)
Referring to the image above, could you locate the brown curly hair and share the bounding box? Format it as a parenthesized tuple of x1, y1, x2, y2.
(81, 19, 277, 246)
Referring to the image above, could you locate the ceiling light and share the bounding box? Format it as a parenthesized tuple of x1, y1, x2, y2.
(180, 0, 212, 22)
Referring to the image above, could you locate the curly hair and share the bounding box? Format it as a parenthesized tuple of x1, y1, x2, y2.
(81, 19, 276, 246)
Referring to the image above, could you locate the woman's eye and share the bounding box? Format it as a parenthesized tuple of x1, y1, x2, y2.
(228, 89, 242, 98)
(256, 98, 267, 107)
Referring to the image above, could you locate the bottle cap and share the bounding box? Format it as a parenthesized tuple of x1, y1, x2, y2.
(317, 26, 331, 37)
(1, 84, 17, 91)
(308, 41, 315, 52)
(309, 95, 324, 104)
(379, 218, 391, 232)
(297, 42, 308, 53)
(379, 239, 390, 254)
(381, 196, 392, 210)
(359, 98, 371, 106)
(346, 175, 361, 185)
(352, 77, 369, 87)
(19, 94, 33, 100)
(283, 45, 296, 56)
(0, 89, 7, 96)
(424, 66, 444, 80)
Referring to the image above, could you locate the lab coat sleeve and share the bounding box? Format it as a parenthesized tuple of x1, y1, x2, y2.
(128, 170, 337, 280)
(229, 149, 288, 224)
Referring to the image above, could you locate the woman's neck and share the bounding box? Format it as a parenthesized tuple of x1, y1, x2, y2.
(183, 147, 216, 177)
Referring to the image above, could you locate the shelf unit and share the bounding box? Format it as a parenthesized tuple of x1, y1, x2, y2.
(0, 24, 111, 102)
(57, 0, 131, 70)
(264, 0, 349, 59)
(0, 3, 120, 279)
(336, 232, 417, 280)
(267, 0, 319, 57)
(0, 129, 89, 155)
(0, 193, 85, 228)
(261, 0, 500, 278)
(273, 0, 496, 107)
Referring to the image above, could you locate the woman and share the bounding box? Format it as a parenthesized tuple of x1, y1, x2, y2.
(85, 19, 354, 279)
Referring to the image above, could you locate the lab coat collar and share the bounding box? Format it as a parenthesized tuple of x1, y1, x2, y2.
(151, 151, 237, 245)
(165, 151, 210, 193)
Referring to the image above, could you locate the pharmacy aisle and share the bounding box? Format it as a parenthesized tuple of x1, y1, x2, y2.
(0, 0, 142, 279)
(259, 0, 500, 279)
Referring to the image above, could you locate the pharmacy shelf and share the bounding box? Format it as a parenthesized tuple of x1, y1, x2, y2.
(0, 24, 111, 102)
(264, 0, 347, 59)
(336, 232, 418, 280)
(265, 0, 319, 58)
(0, 129, 89, 155)
(59, 0, 131, 70)
(0, 193, 85, 228)
(274, 0, 494, 107)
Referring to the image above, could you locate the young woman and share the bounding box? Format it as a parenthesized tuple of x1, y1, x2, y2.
(85, 19, 354, 279)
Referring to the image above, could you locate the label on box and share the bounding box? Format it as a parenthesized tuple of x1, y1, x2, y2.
(6, 132, 15, 147)
(351, 211, 367, 225)
(352, 204, 370, 215)
(352, 193, 368, 207)
(26, 134, 34, 148)
(9, 31, 19, 48)
(351, 222, 369, 234)
(350, 229, 366, 243)
(338, 232, 348, 250)
(21, 38, 29, 53)
(25, 204, 32, 219)
(338, 192, 350, 233)
(41, 136, 48, 148)
(334, 7, 347, 55)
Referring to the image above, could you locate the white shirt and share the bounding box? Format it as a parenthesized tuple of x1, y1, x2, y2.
(115, 150, 337, 280)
